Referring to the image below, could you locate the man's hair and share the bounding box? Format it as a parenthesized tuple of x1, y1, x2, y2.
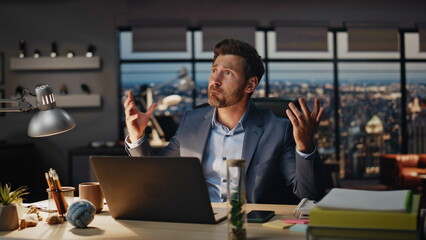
(213, 39, 265, 82)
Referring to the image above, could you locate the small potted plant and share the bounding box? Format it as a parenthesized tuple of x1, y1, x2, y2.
(0, 183, 29, 231)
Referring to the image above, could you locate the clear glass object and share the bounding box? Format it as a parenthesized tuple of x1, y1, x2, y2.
(226, 159, 247, 240)
(46, 186, 75, 217)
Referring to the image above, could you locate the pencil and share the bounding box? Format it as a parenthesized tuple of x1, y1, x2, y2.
(45, 172, 62, 215)
(46, 170, 67, 216)
(51, 169, 68, 212)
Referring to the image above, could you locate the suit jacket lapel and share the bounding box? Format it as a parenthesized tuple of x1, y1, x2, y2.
(193, 108, 214, 163)
(242, 102, 264, 172)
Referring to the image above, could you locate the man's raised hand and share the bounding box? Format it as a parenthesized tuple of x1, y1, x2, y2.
(123, 90, 156, 143)
(285, 98, 325, 153)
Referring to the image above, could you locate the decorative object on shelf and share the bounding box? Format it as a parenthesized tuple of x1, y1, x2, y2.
(50, 42, 58, 58)
(0, 183, 29, 231)
(33, 49, 41, 58)
(55, 94, 101, 108)
(18, 40, 26, 58)
(59, 84, 68, 95)
(0, 89, 3, 117)
(15, 86, 24, 98)
(226, 159, 247, 240)
(11, 41, 102, 70)
(66, 199, 96, 228)
(10, 56, 101, 71)
(0, 84, 76, 137)
(66, 51, 75, 58)
(0, 52, 3, 84)
(86, 44, 95, 58)
(81, 83, 91, 94)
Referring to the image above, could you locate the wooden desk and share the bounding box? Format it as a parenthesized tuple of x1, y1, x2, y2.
(0, 203, 305, 240)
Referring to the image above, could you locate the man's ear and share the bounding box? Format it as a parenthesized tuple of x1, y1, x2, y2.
(245, 77, 259, 94)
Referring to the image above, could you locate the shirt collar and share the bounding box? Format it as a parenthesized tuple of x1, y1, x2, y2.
(211, 101, 250, 135)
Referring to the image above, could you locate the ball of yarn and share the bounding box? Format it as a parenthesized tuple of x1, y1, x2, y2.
(66, 199, 96, 228)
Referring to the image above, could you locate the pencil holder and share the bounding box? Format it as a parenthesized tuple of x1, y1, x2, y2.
(46, 186, 75, 217)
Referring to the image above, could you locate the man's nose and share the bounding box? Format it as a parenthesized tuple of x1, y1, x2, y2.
(210, 74, 222, 86)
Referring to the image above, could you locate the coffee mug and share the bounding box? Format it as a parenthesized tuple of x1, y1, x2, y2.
(79, 182, 104, 213)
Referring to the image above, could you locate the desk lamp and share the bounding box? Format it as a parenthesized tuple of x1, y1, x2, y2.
(0, 85, 76, 137)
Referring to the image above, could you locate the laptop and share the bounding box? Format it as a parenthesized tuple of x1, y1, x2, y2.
(90, 156, 227, 224)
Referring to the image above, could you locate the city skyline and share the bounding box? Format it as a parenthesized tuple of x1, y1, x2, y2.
(121, 65, 425, 178)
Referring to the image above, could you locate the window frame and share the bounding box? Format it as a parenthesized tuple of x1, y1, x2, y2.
(117, 27, 426, 178)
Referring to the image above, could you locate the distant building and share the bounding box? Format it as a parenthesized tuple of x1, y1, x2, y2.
(409, 97, 426, 153)
(364, 115, 385, 176)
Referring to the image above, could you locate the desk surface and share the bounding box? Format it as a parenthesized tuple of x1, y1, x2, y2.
(0, 203, 305, 240)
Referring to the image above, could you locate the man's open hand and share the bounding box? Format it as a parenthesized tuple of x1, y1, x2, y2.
(123, 90, 156, 143)
(285, 98, 325, 153)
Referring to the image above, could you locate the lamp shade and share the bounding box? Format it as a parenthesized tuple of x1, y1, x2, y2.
(28, 108, 76, 137)
(27, 85, 76, 137)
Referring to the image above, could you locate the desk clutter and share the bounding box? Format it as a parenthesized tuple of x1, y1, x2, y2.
(4, 179, 426, 240)
(0, 168, 104, 233)
(307, 188, 422, 240)
(0, 183, 30, 231)
(66, 200, 96, 228)
(44, 168, 72, 221)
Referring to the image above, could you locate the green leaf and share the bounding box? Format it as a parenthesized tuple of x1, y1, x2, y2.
(0, 183, 29, 206)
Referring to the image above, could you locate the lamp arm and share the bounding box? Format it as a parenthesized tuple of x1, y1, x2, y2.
(139, 98, 166, 140)
(140, 76, 180, 97)
(152, 76, 180, 91)
(0, 98, 35, 112)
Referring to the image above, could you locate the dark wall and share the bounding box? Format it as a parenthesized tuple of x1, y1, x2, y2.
(0, 0, 425, 190)
(0, 1, 124, 187)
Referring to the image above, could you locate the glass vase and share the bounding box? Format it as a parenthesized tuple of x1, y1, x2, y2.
(226, 159, 247, 240)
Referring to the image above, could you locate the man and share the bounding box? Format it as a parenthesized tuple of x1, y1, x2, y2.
(124, 39, 326, 204)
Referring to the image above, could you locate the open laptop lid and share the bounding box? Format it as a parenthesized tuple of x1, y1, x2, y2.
(90, 156, 226, 224)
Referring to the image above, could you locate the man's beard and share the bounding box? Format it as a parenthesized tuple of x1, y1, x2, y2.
(208, 84, 245, 108)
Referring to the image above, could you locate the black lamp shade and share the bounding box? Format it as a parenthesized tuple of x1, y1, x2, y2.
(28, 108, 76, 137)
(27, 85, 76, 137)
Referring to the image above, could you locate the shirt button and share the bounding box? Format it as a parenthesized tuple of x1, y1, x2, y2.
(223, 157, 227, 160)
(222, 179, 227, 183)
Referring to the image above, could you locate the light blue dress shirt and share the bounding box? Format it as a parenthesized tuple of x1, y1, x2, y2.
(202, 106, 248, 202)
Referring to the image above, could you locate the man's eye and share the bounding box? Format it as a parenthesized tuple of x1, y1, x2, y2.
(225, 71, 232, 76)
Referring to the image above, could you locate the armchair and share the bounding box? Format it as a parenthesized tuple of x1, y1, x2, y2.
(252, 97, 299, 118)
(195, 97, 299, 118)
(379, 154, 426, 189)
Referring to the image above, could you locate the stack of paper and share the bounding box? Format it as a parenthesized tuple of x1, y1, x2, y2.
(307, 188, 420, 240)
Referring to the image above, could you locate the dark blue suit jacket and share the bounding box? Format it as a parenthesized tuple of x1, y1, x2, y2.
(126, 101, 326, 204)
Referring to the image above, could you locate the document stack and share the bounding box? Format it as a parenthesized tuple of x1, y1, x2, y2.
(307, 188, 421, 240)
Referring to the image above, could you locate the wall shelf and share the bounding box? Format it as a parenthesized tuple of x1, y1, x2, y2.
(55, 94, 101, 108)
(10, 56, 101, 70)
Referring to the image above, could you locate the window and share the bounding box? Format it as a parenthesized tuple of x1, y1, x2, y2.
(338, 63, 401, 177)
(118, 28, 426, 179)
(268, 62, 335, 162)
(406, 63, 426, 153)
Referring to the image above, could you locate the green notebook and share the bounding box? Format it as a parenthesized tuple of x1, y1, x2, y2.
(307, 226, 418, 240)
(309, 194, 419, 231)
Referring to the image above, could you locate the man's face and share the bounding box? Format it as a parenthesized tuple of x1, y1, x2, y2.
(208, 54, 247, 108)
